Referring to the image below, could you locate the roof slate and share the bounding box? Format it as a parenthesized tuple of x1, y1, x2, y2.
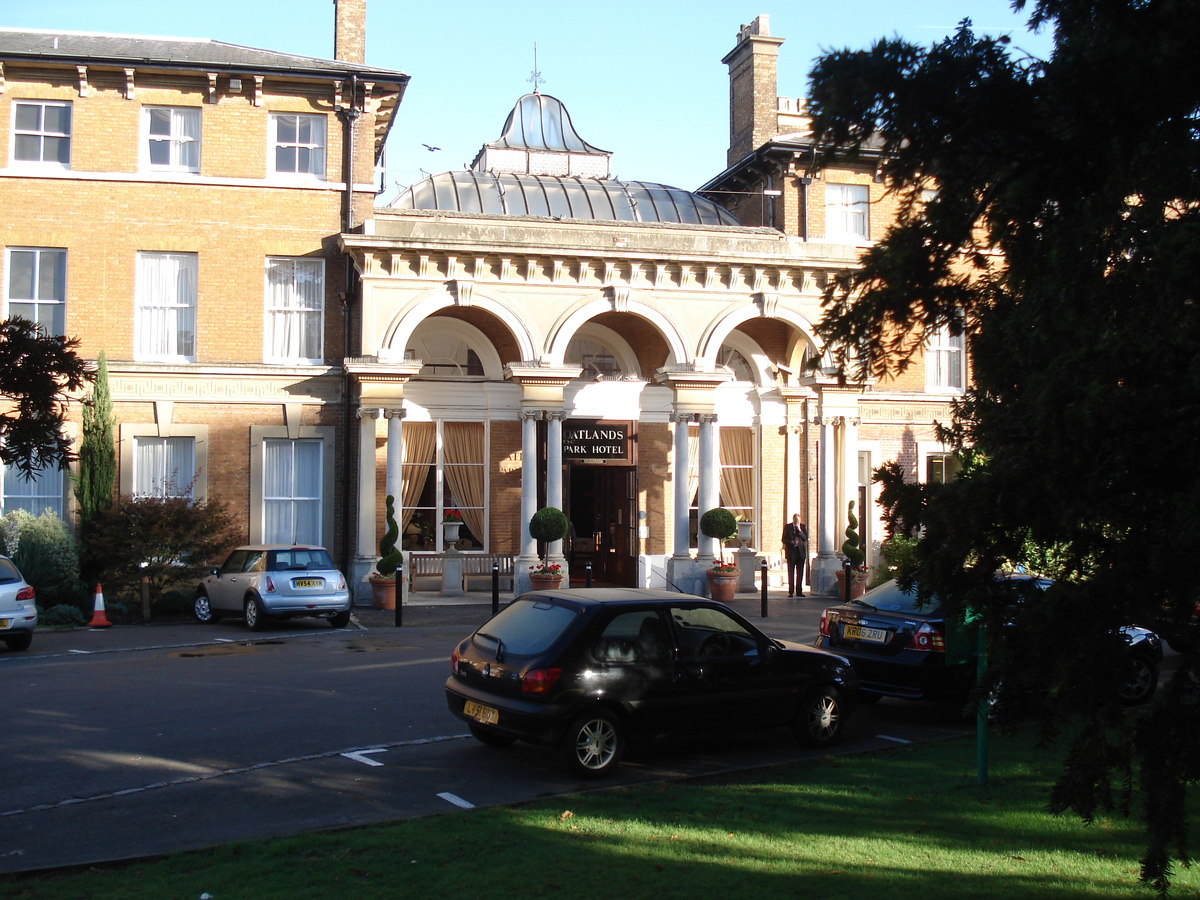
(0, 28, 407, 80)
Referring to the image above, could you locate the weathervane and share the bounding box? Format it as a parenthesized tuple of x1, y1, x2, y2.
(527, 42, 544, 93)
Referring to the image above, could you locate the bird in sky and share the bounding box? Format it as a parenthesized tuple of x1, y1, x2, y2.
(422, 143, 441, 152)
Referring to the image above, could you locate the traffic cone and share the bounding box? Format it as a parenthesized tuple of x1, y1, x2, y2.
(87, 583, 112, 628)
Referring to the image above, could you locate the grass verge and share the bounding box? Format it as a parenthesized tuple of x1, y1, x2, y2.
(5, 728, 1190, 900)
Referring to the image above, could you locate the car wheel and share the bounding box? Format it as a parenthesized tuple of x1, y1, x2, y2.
(193, 592, 218, 624)
(329, 610, 351, 629)
(560, 708, 625, 778)
(3, 632, 32, 652)
(1117, 653, 1159, 706)
(792, 686, 845, 747)
(245, 596, 268, 632)
(469, 722, 517, 748)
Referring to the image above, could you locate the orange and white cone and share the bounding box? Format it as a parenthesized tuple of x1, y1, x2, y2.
(87, 583, 112, 628)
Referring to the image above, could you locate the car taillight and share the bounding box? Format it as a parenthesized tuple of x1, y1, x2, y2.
(264, 576, 276, 593)
(16, 586, 35, 602)
(521, 667, 563, 695)
(450, 645, 461, 675)
(337, 574, 347, 591)
(906, 622, 945, 652)
(818, 611, 830, 636)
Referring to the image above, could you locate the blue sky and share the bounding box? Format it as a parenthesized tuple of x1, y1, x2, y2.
(5, 1, 1055, 195)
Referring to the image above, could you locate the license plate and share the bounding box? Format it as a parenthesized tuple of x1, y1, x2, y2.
(463, 700, 499, 725)
(843, 623, 888, 643)
(292, 578, 323, 588)
(0, 618, 9, 630)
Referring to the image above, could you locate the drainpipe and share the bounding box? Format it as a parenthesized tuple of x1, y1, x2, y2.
(337, 75, 362, 577)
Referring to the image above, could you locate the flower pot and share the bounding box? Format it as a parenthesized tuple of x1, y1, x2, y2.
(834, 568, 869, 600)
(529, 573, 563, 590)
(706, 571, 738, 603)
(443, 521, 462, 548)
(369, 575, 396, 610)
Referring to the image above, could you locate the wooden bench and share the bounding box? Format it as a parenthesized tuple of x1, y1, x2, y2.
(460, 554, 514, 592)
(406, 553, 515, 593)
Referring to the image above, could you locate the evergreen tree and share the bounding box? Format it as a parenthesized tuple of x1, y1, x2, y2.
(75, 350, 115, 526)
(806, 1, 1200, 890)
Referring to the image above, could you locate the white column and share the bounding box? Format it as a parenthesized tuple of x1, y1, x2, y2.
(697, 414, 720, 560)
(519, 409, 541, 561)
(814, 415, 840, 593)
(356, 408, 380, 558)
(671, 411, 692, 559)
(546, 411, 565, 564)
(385, 408, 404, 504)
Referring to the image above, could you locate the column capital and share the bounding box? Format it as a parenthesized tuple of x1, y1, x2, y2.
(670, 411, 697, 424)
(698, 413, 719, 425)
(357, 406, 383, 420)
(383, 408, 406, 419)
(520, 409, 543, 422)
(544, 409, 566, 422)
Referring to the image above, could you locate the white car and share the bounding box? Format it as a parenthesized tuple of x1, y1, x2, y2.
(194, 545, 351, 631)
(0, 555, 37, 651)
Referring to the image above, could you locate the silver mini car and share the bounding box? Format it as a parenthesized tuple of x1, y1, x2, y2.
(195, 545, 351, 631)
(0, 555, 37, 651)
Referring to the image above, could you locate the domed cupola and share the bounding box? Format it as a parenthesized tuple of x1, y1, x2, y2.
(471, 92, 611, 179)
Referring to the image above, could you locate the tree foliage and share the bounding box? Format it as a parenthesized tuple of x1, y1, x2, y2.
(807, 1, 1200, 891)
(82, 496, 239, 605)
(0, 318, 92, 476)
(75, 351, 115, 523)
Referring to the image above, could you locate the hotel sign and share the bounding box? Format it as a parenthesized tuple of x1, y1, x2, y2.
(562, 420, 635, 465)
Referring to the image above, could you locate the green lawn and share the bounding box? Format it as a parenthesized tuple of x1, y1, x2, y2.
(6, 729, 1192, 900)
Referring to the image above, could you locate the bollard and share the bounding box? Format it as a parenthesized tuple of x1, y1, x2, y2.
(760, 557, 768, 618)
(585, 561, 592, 589)
(394, 562, 404, 628)
(491, 562, 500, 616)
(843, 558, 852, 604)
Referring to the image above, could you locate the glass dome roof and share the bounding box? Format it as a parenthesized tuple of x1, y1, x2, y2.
(391, 171, 743, 226)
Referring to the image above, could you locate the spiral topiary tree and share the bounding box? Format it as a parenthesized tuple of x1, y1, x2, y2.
(375, 494, 402, 578)
(841, 500, 866, 569)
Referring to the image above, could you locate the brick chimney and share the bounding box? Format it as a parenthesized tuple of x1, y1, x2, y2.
(722, 15, 785, 167)
(334, 0, 366, 64)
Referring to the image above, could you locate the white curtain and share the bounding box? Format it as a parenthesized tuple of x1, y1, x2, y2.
(136, 252, 196, 360)
(443, 422, 485, 544)
(2, 462, 63, 517)
(263, 439, 322, 545)
(266, 258, 323, 362)
(134, 436, 195, 498)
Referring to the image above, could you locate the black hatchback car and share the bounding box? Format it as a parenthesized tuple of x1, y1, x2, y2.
(445, 588, 859, 777)
(815, 576, 1162, 707)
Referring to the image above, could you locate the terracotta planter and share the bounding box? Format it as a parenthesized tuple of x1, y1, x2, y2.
(369, 575, 396, 610)
(706, 571, 738, 603)
(834, 569, 869, 600)
(529, 573, 564, 591)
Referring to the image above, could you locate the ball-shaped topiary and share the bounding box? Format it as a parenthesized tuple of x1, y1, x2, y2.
(699, 507, 738, 543)
(529, 506, 569, 543)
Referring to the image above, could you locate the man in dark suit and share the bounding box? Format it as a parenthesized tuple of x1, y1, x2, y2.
(782, 514, 808, 597)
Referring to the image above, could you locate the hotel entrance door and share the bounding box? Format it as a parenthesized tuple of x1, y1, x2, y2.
(566, 465, 637, 586)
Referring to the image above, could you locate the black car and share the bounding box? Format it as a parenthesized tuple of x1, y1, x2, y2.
(815, 576, 1162, 707)
(445, 588, 859, 777)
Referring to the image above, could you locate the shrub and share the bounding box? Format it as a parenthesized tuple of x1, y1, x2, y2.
(842, 500, 866, 569)
(81, 496, 239, 605)
(699, 507, 738, 543)
(529, 506, 569, 543)
(0, 509, 83, 608)
(39, 603, 85, 628)
(375, 495, 402, 578)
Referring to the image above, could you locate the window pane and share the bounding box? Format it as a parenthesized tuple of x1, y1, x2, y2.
(263, 438, 322, 545)
(7, 251, 34, 298)
(2, 462, 63, 517)
(14, 104, 41, 131)
(44, 104, 71, 135)
(134, 436, 195, 498)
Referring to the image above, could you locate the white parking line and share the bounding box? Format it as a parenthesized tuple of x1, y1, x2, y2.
(67, 650, 91, 655)
(437, 792, 474, 809)
(876, 734, 912, 744)
(341, 749, 388, 767)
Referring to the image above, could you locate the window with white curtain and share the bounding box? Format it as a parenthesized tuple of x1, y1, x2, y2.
(825, 183, 869, 242)
(12, 100, 71, 167)
(136, 251, 197, 362)
(270, 113, 325, 179)
(925, 326, 965, 392)
(5, 247, 66, 335)
(143, 106, 200, 172)
(262, 438, 322, 545)
(133, 436, 195, 498)
(2, 461, 63, 517)
(264, 258, 324, 363)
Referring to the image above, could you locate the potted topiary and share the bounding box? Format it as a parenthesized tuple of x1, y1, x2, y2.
(836, 500, 869, 599)
(700, 507, 739, 602)
(528, 506, 569, 588)
(370, 495, 403, 609)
